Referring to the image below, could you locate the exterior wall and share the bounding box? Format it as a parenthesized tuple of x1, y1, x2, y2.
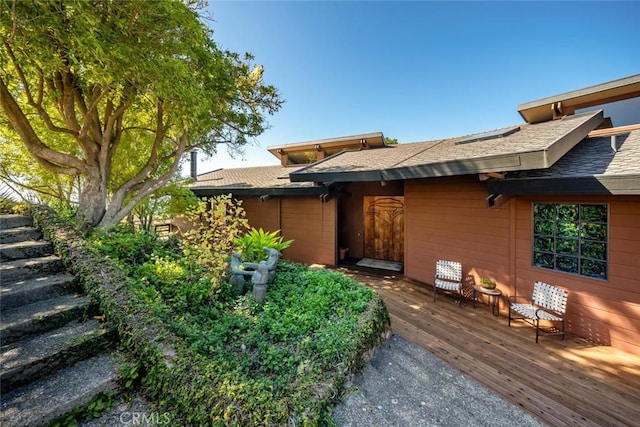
(514, 195, 640, 355)
(338, 181, 403, 259)
(241, 197, 280, 232)
(405, 176, 640, 355)
(404, 176, 513, 292)
(280, 197, 336, 266)
(238, 195, 337, 267)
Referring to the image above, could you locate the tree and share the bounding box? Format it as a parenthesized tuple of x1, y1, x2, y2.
(384, 137, 398, 145)
(0, 0, 282, 231)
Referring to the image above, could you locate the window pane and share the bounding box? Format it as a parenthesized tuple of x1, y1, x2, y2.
(557, 221, 579, 238)
(534, 220, 555, 236)
(533, 252, 554, 269)
(557, 204, 578, 221)
(582, 223, 607, 241)
(581, 205, 607, 223)
(581, 259, 607, 279)
(534, 237, 554, 252)
(532, 203, 607, 280)
(534, 204, 556, 220)
(581, 241, 607, 261)
(556, 238, 578, 255)
(556, 255, 579, 274)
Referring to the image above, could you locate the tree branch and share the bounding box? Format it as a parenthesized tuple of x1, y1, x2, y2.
(99, 131, 188, 227)
(3, 41, 76, 136)
(0, 76, 86, 175)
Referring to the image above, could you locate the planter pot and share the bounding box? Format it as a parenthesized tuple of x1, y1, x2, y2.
(252, 283, 267, 303)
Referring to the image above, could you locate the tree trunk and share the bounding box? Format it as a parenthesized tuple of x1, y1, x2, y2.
(76, 169, 107, 232)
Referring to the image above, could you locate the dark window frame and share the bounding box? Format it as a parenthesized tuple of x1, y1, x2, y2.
(532, 202, 608, 280)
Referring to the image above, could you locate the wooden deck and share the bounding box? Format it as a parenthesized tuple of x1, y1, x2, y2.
(340, 268, 640, 427)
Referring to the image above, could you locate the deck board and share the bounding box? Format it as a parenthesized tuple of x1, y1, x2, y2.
(340, 268, 640, 427)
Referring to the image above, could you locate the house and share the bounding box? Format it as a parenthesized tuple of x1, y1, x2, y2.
(190, 75, 640, 355)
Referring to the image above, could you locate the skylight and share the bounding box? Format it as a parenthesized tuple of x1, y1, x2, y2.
(455, 126, 520, 145)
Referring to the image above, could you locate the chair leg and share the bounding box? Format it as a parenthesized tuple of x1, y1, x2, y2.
(561, 320, 565, 341)
(458, 289, 462, 306)
(433, 287, 437, 302)
(535, 319, 539, 343)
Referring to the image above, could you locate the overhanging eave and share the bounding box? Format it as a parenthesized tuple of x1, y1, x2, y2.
(487, 175, 640, 196)
(191, 186, 327, 197)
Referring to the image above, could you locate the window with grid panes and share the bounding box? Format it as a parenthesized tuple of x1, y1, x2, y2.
(532, 203, 608, 280)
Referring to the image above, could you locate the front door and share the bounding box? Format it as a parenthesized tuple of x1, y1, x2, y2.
(363, 196, 404, 262)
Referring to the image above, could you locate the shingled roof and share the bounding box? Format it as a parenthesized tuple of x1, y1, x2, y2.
(289, 109, 604, 183)
(189, 108, 640, 196)
(190, 165, 326, 196)
(487, 129, 640, 195)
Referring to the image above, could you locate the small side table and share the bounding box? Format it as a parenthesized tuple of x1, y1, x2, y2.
(473, 286, 502, 316)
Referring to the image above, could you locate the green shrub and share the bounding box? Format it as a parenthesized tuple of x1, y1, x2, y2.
(234, 227, 293, 262)
(181, 195, 249, 285)
(29, 206, 391, 426)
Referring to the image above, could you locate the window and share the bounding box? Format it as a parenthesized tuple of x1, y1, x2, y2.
(532, 203, 608, 280)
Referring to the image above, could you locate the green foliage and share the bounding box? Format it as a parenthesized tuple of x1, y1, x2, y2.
(1, 0, 282, 229)
(384, 137, 399, 145)
(30, 206, 391, 426)
(234, 227, 293, 262)
(51, 391, 116, 427)
(131, 181, 199, 232)
(181, 195, 250, 283)
(479, 276, 496, 289)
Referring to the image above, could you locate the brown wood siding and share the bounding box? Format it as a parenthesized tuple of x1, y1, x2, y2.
(514, 195, 640, 355)
(404, 178, 640, 355)
(404, 176, 513, 294)
(280, 197, 336, 266)
(240, 197, 280, 232)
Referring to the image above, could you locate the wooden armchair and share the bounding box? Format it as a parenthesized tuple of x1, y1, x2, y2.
(433, 260, 463, 305)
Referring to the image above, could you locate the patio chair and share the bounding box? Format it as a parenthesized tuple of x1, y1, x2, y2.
(433, 260, 463, 305)
(508, 281, 568, 343)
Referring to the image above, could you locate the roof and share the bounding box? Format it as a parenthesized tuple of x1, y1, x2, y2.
(267, 132, 386, 161)
(289, 109, 604, 183)
(190, 165, 327, 196)
(518, 74, 640, 124)
(486, 129, 640, 195)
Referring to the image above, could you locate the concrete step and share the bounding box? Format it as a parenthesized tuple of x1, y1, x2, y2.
(0, 255, 64, 283)
(0, 226, 42, 244)
(1, 320, 113, 392)
(0, 356, 119, 427)
(1, 273, 78, 310)
(0, 294, 90, 345)
(0, 215, 32, 230)
(1, 240, 54, 261)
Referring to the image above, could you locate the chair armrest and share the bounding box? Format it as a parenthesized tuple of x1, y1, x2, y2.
(507, 295, 529, 305)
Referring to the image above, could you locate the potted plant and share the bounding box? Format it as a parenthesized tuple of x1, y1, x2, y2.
(480, 277, 497, 290)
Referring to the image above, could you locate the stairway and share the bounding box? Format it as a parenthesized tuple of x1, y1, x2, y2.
(0, 214, 119, 427)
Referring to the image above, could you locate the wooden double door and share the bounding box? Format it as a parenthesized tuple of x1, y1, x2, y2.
(363, 196, 404, 262)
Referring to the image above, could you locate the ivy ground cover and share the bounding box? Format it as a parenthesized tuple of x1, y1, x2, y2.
(87, 227, 390, 426)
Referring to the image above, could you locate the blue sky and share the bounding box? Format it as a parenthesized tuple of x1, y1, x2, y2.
(194, 1, 640, 173)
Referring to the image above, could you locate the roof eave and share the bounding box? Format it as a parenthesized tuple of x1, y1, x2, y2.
(191, 186, 327, 197)
(542, 110, 604, 167)
(487, 175, 640, 196)
(518, 74, 640, 123)
(267, 132, 386, 160)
